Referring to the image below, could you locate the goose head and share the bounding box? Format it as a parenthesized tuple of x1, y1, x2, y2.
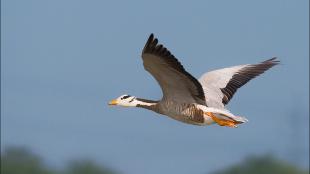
(108, 94, 137, 107)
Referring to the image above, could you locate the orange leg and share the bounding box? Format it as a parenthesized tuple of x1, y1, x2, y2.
(206, 112, 239, 128)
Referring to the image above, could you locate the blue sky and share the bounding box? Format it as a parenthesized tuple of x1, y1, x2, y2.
(1, 0, 309, 174)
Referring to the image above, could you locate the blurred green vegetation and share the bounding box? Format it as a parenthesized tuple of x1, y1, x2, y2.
(1, 147, 54, 174)
(64, 160, 117, 174)
(211, 154, 309, 174)
(1, 147, 118, 174)
(1, 146, 309, 174)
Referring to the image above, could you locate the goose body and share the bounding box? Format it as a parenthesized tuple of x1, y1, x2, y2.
(109, 34, 279, 127)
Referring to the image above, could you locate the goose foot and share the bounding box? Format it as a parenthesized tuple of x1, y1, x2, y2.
(206, 112, 239, 128)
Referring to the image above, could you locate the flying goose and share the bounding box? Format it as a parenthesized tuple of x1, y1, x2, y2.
(109, 34, 279, 127)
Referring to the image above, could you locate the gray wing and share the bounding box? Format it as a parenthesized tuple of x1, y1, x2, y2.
(198, 58, 279, 108)
(141, 34, 206, 105)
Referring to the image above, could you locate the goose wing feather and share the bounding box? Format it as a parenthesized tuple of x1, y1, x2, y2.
(199, 58, 279, 108)
(142, 34, 206, 105)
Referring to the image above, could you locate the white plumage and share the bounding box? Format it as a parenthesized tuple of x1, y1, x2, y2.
(199, 65, 248, 109)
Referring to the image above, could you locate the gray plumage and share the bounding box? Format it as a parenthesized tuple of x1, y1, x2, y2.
(110, 33, 279, 126)
(142, 34, 206, 106)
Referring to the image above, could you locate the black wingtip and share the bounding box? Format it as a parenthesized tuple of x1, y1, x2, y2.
(143, 33, 155, 53)
(263, 57, 280, 65)
(147, 33, 154, 42)
(147, 33, 155, 43)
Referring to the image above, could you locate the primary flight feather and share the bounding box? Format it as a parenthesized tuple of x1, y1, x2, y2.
(109, 34, 279, 127)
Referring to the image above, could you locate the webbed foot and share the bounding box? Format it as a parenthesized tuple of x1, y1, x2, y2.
(206, 112, 240, 128)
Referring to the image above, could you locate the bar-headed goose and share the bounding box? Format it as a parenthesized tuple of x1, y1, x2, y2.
(109, 34, 279, 127)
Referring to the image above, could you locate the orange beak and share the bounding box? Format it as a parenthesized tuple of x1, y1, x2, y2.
(108, 99, 118, 106)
